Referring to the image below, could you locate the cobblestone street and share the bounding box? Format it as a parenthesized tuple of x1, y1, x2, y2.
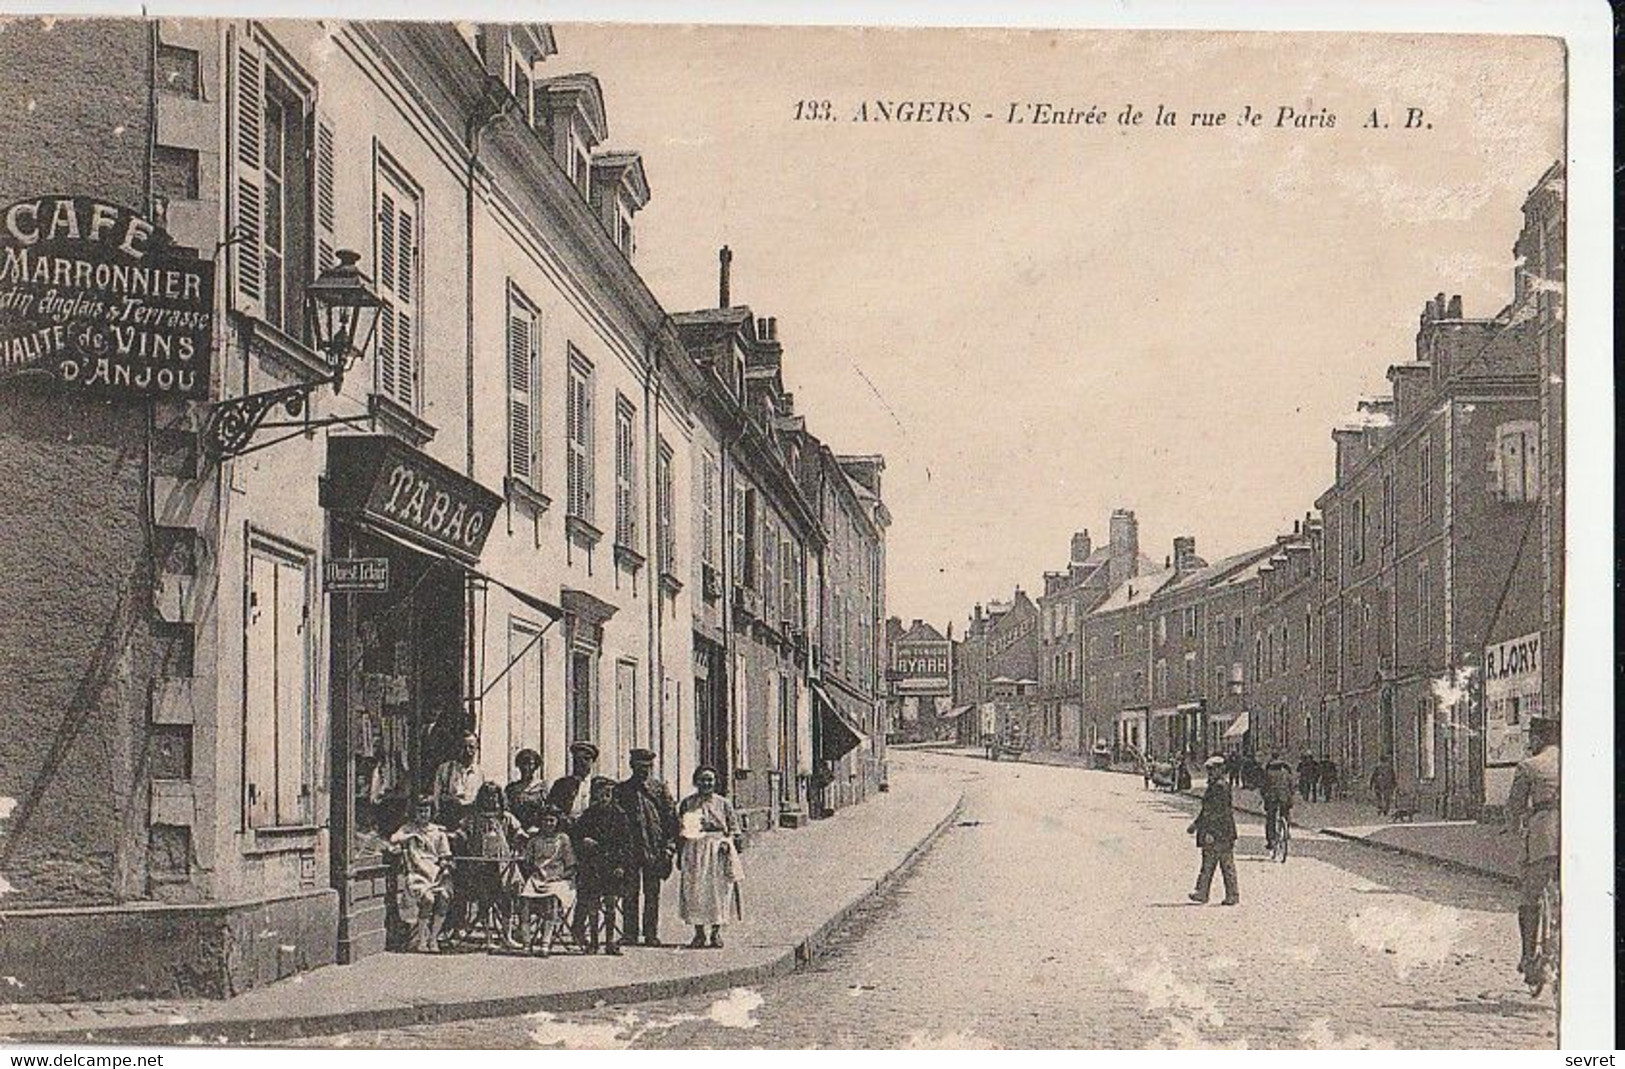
(286, 751, 1556, 1049)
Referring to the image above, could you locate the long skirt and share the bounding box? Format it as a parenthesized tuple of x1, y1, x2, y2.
(678, 835, 742, 925)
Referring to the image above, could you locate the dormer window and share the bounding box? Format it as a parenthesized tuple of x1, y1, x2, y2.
(509, 52, 533, 123)
(615, 200, 634, 257)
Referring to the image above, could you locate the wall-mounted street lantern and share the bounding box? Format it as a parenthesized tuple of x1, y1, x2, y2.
(205, 250, 383, 460)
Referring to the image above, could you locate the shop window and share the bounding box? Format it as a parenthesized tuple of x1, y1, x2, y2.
(244, 534, 314, 830)
(614, 395, 637, 547)
(566, 349, 596, 522)
(375, 158, 421, 409)
(507, 287, 541, 488)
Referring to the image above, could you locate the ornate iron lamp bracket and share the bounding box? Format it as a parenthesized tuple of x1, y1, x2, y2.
(204, 377, 330, 459)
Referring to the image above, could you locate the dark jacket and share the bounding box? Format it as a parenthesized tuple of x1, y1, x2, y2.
(1261, 761, 1296, 805)
(1189, 779, 1238, 847)
(546, 775, 589, 820)
(614, 776, 680, 875)
(572, 799, 635, 894)
(1296, 756, 1319, 784)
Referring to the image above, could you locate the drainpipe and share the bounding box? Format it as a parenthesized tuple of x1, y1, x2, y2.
(644, 327, 661, 778)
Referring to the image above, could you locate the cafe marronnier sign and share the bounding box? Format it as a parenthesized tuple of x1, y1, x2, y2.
(0, 196, 213, 398)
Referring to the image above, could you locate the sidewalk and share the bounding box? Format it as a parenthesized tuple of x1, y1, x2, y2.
(0, 767, 962, 1046)
(1186, 774, 1520, 885)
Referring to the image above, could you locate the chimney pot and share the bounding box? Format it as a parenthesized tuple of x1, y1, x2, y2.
(719, 245, 732, 308)
(1447, 294, 1463, 318)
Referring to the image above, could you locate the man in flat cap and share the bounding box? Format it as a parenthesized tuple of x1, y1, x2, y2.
(547, 740, 599, 824)
(615, 748, 680, 947)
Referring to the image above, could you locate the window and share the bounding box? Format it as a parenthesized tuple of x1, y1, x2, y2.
(778, 535, 794, 624)
(566, 350, 595, 522)
(1232, 613, 1242, 646)
(157, 42, 201, 98)
(1264, 629, 1274, 678)
(244, 536, 314, 829)
(1417, 698, 1436, 780)
(567, 125, 591, 198)
(1155, 658, 1168, 699)
(1382, 471, 1396, 545)
(699, 452, 718, 568)
(375, 161, 420, 409)
(1495, 421, 1540, 502)
(614, 396, 637, 547)
(1184, 652, 1196, 696)
(1304, 609, 1313, 665)
(1183, 606, 1197, 638)
(1419, 438, 1433, 519)
(615, 201, 635, 258)
(506, 287, 541, 486)
(1254, 633, 1263, 679)
(657, 439, 676, 575)
(738, 487, 758, 588)
(1349, 498, 1366, 564)
(1112, 631, 1124, 656)
(1418, 561, 1431, 645)
(1155, 615, 1167, 645)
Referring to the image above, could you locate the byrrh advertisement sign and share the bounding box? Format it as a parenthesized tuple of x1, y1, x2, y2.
(0, 196, 213, 398)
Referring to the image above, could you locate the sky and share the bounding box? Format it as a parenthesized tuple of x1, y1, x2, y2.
(550, 25, 1564, 630)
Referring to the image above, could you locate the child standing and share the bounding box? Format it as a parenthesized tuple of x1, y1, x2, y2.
(389, 796, 454, 953)
(457, 782, 523, 949)
(517, 805, 576, 956)
(573, 776, 634, 955)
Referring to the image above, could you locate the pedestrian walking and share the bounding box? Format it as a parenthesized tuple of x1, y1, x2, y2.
(574, 776, 634, 955)
(614, 748, 680, 947)
(1226, 750, 1241, 788)
(677, 765, 743, 948)
(1297, 752, 1319, 802)
(1369, 754, 1398, 815)
(1187, 755, 1239, 905)
(1318, 753, 1339, 801)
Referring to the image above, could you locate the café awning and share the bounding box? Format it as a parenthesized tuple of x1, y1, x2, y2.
(1223, 711, 1251, 739)
(812, 683, 866, 761)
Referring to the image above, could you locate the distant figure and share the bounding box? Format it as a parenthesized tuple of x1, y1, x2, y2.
(1187, 755, 1239, 905)
(1506, 717, 1560, 985)
(1260, 752, 1296, 852)
(1369, 755, 1398, 815)
(1226, 751, 1242, 788)
(1175, 750, 1193, 792)
(1318, 754, 1339, 801)
(1297, 753, 1320, 802)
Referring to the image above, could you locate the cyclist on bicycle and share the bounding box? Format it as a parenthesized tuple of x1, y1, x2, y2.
(1260, 751, 1295, 852)
(1506, 716, 1559, 985)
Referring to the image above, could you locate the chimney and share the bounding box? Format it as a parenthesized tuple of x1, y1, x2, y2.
(1070, 530, 1092, 565)
(718, 245, 732, 308)
(1108, 508, 1139, 587)
(1173, 536, 1197, 574)
(767, 317, 777, 340)
(1446, 294, 1462, 318)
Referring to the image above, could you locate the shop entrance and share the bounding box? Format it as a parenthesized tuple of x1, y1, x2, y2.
(328, 523, 467, 962)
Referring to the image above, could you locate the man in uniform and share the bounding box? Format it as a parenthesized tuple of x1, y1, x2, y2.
(615, 748, 680, 947)
(1506, 715, 1559, 985)
(547, 741, 599, 823)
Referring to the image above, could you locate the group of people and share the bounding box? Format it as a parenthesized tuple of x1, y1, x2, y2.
(389, 734, 745, 957)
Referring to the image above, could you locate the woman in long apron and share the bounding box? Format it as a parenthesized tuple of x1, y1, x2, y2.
(677, 765, 743, 948)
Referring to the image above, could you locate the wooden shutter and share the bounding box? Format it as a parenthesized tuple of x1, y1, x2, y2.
(231, 32, 266, 318)
(567, 370, 584, 518)
(507, 303, 534, 482)
(375, 189, 398, 400)
(244, 554, 277, 828)
(394, 196, 417, 408)
(313, 111, 337, 275)
(273, 558, 310, 825)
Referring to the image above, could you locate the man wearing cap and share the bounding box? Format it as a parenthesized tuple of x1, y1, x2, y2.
(547, 741, 599, 823)
(615, 748, 680, 947)
(1187, 754, 1239, 905)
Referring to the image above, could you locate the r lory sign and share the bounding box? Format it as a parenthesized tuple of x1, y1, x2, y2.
(0, 196, 213, 398)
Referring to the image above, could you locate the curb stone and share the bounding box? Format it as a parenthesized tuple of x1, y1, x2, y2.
(3, 793, 965, 1047)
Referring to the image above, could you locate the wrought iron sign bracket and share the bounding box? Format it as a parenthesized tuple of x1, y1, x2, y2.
(204, 376, 370, 460)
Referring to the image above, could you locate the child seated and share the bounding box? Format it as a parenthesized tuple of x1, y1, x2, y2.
(389, 796, 453, 953)
(456, 782, 524, 949)
(572, 776, 634, 955)
(517, 805, 576, 956)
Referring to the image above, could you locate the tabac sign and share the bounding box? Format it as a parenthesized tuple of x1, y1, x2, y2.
(324, 436, 502, 562)
(0, 196, 213, 398)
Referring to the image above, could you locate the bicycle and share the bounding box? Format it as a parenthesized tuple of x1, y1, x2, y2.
(1267, 807, 1291, 863)
(1527, 871, 1559, 998)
